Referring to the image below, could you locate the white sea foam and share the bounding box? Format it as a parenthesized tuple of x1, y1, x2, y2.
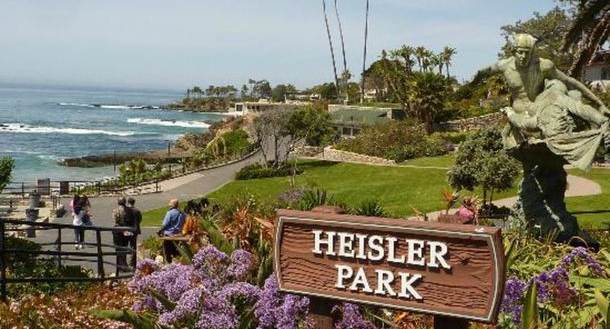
(127, 118, 210, 128)
(58, 103, 159, 110)
(0, 123, 138, 136)
(58, 102, 96, 108)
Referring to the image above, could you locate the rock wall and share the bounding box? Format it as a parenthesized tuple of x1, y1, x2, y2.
(321, 146, 396, 166)
(436, 112, 505, 132)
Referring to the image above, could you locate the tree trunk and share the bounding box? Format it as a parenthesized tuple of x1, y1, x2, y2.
(360, 0, 370, 104)
(322, 0, 340, 91)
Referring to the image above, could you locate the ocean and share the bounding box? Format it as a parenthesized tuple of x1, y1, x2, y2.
(0, 85, 226, 182)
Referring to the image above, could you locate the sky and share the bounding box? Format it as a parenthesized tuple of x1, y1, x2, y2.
(0, 0, 558, 91)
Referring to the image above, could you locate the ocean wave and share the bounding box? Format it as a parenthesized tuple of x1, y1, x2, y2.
(58, 102, 160, 110)
(127, 118, 210, 128)
(37, 154, 61, 161)
(0, 123, 139, 136)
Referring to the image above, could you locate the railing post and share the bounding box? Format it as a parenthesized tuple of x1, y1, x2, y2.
(57, 228, 62, 268)
(96, 230, 105, 279)
(21, 182, 24, 198)
(0, 220, 7, 302)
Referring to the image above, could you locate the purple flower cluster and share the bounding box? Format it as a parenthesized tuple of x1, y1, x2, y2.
(334, 303, 376, 329)
(500, 276, 527, 323)
(560, 247, 604, 275)
(255, 275, 311, 329)
(500, 246, 604, 326)
(132, 247, 367, 329)
(130, 246, 261, 329)
(535, 267, 577, 306)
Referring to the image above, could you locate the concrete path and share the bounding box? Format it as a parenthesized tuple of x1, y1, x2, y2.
(30, 150, 265, 274)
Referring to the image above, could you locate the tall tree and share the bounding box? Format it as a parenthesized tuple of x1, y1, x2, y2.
(322, 0, 340, 93)
(360, 0, 370, 104)
(562, 0, 610, 78)
(414, 46, 427, 71)
(334, 0, 349, 102)
(501, 7, 574, 72)
(442, 46, 457, 78)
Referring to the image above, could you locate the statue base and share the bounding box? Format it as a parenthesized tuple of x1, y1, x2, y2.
(511, 143, 599, 250)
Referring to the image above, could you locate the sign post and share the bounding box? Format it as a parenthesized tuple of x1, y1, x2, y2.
(273, 209, 505, 328)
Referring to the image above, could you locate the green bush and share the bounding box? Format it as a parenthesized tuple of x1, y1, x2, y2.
(335, 120, 451, 162)
(4, 237, 91, 297)
(141, 235, 163, 258)
(236, 163, 303, 180)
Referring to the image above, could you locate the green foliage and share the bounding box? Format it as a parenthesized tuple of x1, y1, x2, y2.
(307, 82, 338, 100)
(197, 128, 252, 164)
(500, 6, 574, 72)
(448, 128, 519, 204)
(0, 156, 15, 192)
(271, 84, 297, 102)
(236, 163, 303, 180)
(521, 282, 539, 329)
(376, 44, 455, 130)
(335, 120, 449, 162)
(93, 310, 160, 329)
(298, 188, 335, 211)
(352, 199, 386, 217)
(6, 237, 91, 297)
(141, 235, 163, 258)
(286, 104, 335, 147)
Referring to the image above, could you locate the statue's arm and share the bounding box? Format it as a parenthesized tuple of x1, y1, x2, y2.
(550, 67, 609, 113)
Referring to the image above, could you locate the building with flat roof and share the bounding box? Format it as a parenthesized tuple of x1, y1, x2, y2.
(232, 100, 303, 115)
(329, 105, 402, 138)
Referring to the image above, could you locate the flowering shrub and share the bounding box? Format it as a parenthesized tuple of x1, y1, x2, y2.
(115, 245, 378, 329)
(498, 242, 610, 328)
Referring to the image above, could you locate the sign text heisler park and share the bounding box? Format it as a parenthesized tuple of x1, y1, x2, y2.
(273, 209, 506, 323)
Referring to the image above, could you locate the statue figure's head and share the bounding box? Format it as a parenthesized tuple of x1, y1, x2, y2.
(512, 33, 537, 68)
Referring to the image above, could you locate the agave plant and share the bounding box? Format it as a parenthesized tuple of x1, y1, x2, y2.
(298, 188, 335, 211)
(353, 199, 386, 217)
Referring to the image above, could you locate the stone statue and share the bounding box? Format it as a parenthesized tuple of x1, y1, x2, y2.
(482, 33, 609, 248)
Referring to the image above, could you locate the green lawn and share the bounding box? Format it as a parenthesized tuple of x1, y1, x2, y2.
(566, 168, 610, 229)
(142, 155, 610, 229)
(402, 154, 455, 168)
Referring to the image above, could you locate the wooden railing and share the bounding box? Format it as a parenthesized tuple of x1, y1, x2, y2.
(0, 219, 137, 301)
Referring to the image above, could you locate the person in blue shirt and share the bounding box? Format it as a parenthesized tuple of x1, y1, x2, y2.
(157, 199, 185, 262)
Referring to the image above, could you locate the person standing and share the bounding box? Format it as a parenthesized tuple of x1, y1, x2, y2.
(71, 195, 84, 249)
(126, 197, 141, 268)
(157, 199, 185, 263)
(112, 197, 133, 270)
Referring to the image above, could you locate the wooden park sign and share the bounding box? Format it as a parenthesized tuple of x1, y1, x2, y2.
(273, 209, 506, 325)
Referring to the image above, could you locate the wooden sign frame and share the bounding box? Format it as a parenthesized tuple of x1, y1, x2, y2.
(274, 209, 506, 324)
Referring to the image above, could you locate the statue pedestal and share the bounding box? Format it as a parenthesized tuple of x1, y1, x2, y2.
(512, 143, 599, 250)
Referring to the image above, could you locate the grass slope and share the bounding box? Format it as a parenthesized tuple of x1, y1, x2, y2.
(142, 155, 610, 229)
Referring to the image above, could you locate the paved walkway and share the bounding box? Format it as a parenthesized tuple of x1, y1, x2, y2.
(31, 150, 265, 273)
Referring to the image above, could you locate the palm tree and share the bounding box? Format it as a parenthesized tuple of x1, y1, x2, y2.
(360, 0, 370, 104)
(442, 46, 457, 78)
(414, 46, 427, 71)
(431, 53, 444, 75)
(562, 0, 610, 78)
(334, 0, 349, 102)
(322, 0, 340, 93)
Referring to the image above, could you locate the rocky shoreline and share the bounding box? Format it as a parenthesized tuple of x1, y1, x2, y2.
(60, 147, 192, 168)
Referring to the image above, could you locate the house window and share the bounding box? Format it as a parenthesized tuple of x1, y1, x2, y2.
(342, 127, 351, 136)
